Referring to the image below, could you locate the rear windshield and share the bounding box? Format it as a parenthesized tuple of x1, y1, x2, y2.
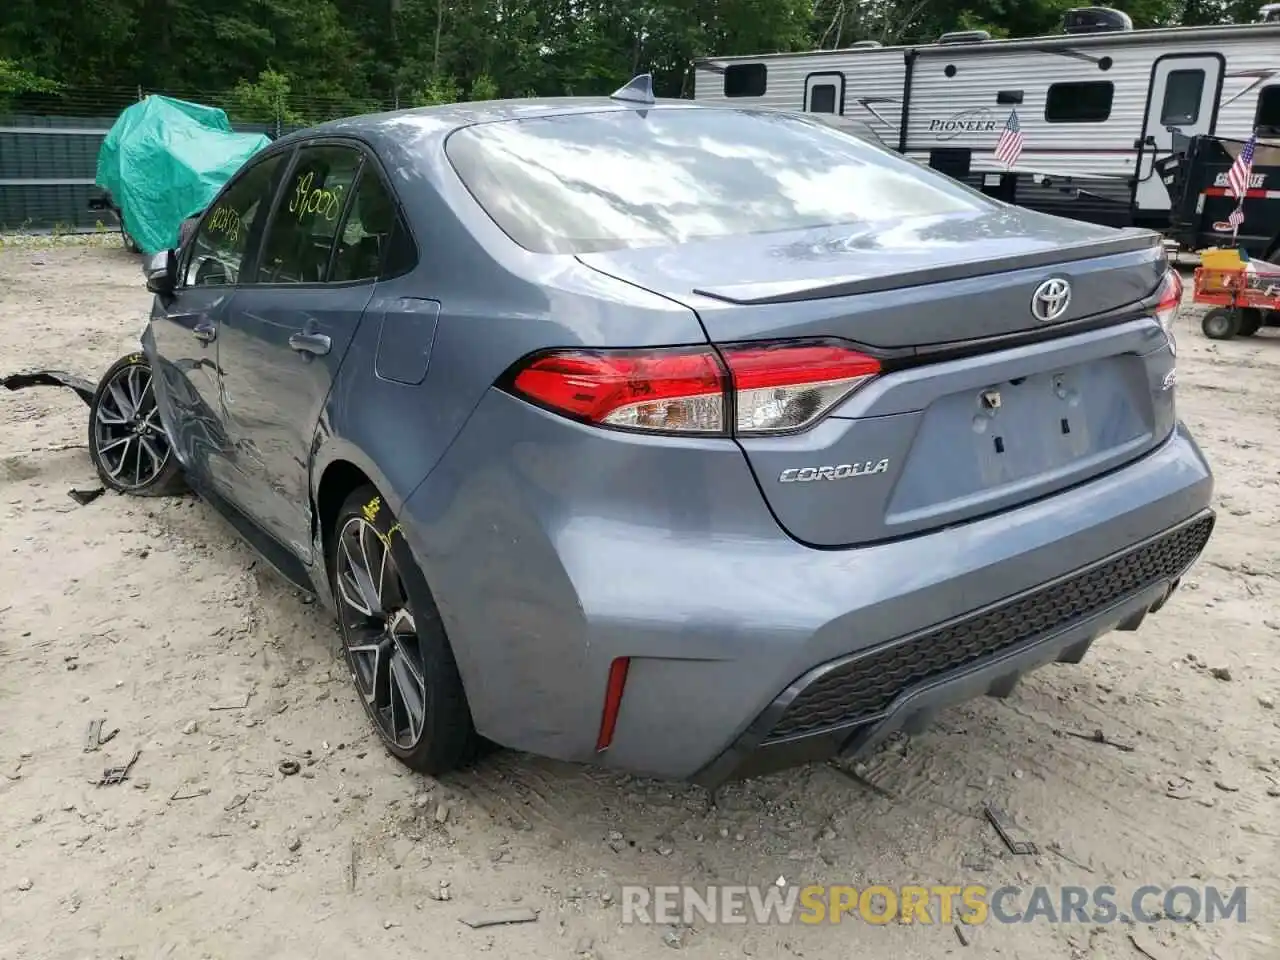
(445, 107, 990, 254)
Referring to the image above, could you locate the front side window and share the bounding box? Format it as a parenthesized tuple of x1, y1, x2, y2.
(1161, 69, 1205, 126)
(1045, 81, 1114, 123)
(445, 108, 989, 254)
(186, 152, 287, 287)
(330, 167, 406, 282)
(257, 145, 363, 284)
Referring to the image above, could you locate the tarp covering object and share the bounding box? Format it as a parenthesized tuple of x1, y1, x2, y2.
(95, 95, 270, 255)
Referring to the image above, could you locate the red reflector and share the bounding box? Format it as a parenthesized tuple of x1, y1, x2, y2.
(722, 342, 881, 389)
(511, 348, 725, 433)
(595, 657, 631, 752)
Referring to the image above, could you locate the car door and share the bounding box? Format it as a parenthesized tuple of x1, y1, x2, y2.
(147, 149, 290, 494)
(215, 142, 404, 561)
(1135, 54, 1224, 214)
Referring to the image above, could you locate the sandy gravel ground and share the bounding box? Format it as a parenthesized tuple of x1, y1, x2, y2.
(1, 241, 1278, 960)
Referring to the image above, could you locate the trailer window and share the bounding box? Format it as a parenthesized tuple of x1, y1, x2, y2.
(724, 64, 767, 98)
(808, 83, 837, 113)
(1160, 70, 1205, 126)
(1045, 81, 1114, 123)
(1256, 85, 1280, 136)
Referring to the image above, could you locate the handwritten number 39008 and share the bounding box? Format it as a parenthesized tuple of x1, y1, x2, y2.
(288, 171, 343, 223)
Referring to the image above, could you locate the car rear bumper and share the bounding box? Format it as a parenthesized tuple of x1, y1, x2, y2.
(402, 391, 1215, 783)
(692, 510, 1212, 785)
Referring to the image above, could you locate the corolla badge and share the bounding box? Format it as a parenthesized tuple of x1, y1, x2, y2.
(1031, 278, 1072, 322)
(779, 460, 890, 483)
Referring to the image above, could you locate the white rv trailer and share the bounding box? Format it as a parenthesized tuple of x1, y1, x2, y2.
(692, 42, 910, 151)
(693, 12, 1280, 232)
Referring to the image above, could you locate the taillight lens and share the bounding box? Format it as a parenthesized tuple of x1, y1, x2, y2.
(511, 347, 726, 433)
(723, 342, 881, 434)
(1153, 268, 1182, 337)
(508, 340, 881, 436)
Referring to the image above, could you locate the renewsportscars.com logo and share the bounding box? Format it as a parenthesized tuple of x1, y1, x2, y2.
(620, 883, 1248, 926)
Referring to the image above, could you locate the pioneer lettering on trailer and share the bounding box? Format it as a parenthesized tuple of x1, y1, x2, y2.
(930, 108, 999, 141)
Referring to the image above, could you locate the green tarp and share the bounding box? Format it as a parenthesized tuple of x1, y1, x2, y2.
(95, 95, 271, 255)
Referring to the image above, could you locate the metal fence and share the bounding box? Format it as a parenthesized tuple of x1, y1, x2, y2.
(0, 85, 396, 233)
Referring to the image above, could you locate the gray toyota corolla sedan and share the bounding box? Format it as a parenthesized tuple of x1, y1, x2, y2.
(111, 78, 1214, 785)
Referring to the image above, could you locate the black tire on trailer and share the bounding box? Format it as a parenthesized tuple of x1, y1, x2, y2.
(1201, 307, 1240, 340)
(88, 353, 186, 496)
(330, 484, 480, 775)
(1239, 307, 1264, 337)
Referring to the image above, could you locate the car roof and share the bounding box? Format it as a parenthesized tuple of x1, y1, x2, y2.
(280, 97, 708, 151)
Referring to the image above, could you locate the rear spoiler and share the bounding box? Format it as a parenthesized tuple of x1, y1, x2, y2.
(693, 231, 1162, 306)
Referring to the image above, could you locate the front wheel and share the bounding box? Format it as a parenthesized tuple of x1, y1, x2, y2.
(330, 485, 478, 774)
(88, 353, 185, 495)
(1201, 307, 1239, 340)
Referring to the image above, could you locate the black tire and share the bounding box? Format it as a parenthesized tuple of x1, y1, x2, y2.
(1201, 307, 1239, 340)
(330, 484, 478, 774)
(1239, 308, 1264, 337)
(87, 353, 186, 496)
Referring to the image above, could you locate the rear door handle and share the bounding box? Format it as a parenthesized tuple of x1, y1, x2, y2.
(192, 323, 216, 343)
(289, 331, 331, 356)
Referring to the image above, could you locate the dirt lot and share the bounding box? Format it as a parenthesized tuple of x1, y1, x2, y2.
(1, 240, 1277, 960)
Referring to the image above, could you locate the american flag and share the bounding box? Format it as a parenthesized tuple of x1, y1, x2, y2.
(995, 110, 1024, 168)
(1228, 203, 1246, 229)
(1226, 132, 1258, 200)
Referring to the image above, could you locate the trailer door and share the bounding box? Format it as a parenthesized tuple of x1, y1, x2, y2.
(1135, 53, 1224, 215)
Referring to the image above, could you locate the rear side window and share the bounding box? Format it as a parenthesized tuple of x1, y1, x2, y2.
(724, 63, 767, 98)
(445, 108, 989, 255)
(186, 153, 286, 287)
(330, 169, 408, 282)
(1045, 81, 1114, 122)
(257, 145, 362, 284)
(1256, 85, 1280, 135)
(1161, 69, 1205, 126)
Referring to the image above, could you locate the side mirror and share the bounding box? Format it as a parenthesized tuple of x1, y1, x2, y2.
(144, 249, 177, 295)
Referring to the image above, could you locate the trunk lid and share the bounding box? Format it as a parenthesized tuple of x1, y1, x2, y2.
(577, 210, 1175, 547)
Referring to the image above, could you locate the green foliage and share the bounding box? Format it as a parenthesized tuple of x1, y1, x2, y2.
(0, 0, 1268, 121)
(412, 75, 461, 107)
(224, 69, 308, 127)
(0, 57, 59, 110)
(469, 73, 499, 102)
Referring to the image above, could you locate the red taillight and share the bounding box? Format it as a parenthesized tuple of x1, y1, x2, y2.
(512, 348, 725, 433)
(508, 340, 881, 437)
(1154, 269, 1183, 334)
(722, 342, 881, 434)
(595, 656, 631, 752)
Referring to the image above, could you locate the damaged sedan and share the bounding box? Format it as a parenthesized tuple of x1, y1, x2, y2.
(83, 78, 1213, 783)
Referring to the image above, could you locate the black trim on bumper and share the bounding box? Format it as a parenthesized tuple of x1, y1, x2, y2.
(693, 510, 1215, 787)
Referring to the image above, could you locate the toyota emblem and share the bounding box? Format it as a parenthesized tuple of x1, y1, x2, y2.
(1031, 278, 1071, 322)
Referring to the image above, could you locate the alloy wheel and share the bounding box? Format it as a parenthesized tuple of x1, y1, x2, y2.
(92, 361, 172, 490)
(335, 516, 429, 749)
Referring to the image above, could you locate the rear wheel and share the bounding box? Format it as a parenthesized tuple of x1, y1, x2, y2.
(1201, 307, 1239, 340)
(1239, 308, 1264, 337)
(88, 353, 185, 495)
(330, 485, 478, 774)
